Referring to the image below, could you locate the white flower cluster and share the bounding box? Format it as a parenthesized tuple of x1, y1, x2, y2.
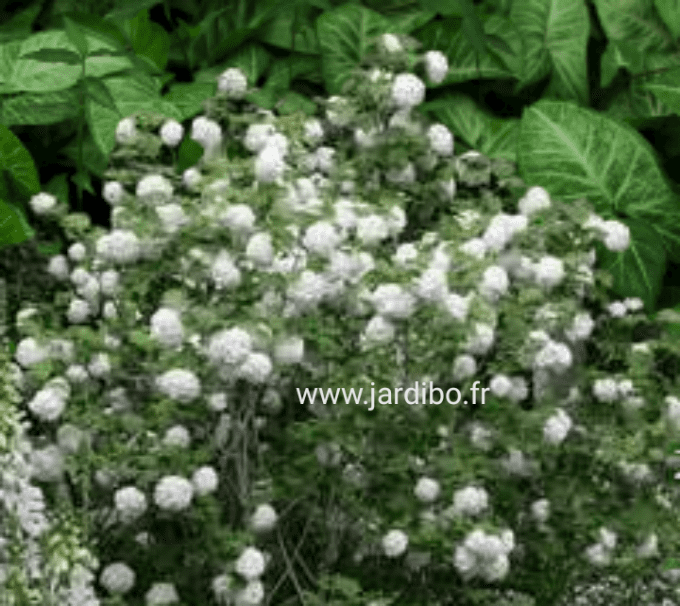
(454, 528, 515, 582)
(452, 485, 489, 516)
(414, 477, 441, 503)
(217, 67, 248, 98)
(543, 408, 573, 445)
(191, 116, 223, 159)
(584, 214, 631, 252)
(153, 475, 194, 512)
(159, 119, 184, 147)
(115, 116, 137, 145)
(155, 368, 201, 403)
(150, 307, 184, 348)
(382, 529, 408, 557)
(27, 376, 70, 422)
(584, 526, 618, 566)
(29, 192, 58, 215)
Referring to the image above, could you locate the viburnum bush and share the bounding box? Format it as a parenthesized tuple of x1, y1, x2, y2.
(3, 32, 680, 606)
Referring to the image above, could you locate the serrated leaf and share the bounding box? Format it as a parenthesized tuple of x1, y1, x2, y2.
(163, 81, 215, 121)
(82, 76, 118, 113)
(1, 88, 81, 126)
(0, 199, 34, 249)
(655, 0, 680, 39)
(510, 0, 590, 104)
(316, 4, 392, 96)
(21, 48, 82, 65)
(518, 99, 680, 260)
(598, 219, 666, 309)
(0, 125, 40, 197)
(63, 16, 89, 57)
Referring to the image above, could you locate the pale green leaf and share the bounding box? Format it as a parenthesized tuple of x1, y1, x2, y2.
(655, 0, 680, 39)
(1, 88, 81, 126)
(592, 0, 674, 51)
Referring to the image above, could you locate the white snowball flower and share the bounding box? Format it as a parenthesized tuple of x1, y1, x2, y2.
(266, 132, 289, 158)
(255, 144, 286, 183)
(391, 73, 426, 109)
(67, 298, 91, 324)
(191, 116, 223, 150)
(585, 543, 611, 566)
(235, 547, 266, 581)
(274, 336, 304, 365)
(531, 498, 550, 523)
(28, 385, 66, 422)
(56, 423, 84, 454)
(361, 315, 395, 347)
(624, 297, 644, 312)
(182, 167, 202, 190)
(464, 323, 495, 355)
(207, 392, 228, 412)
(481, 554, 510, 581)
(114, 486, 147, 523)
(452, 354, 477, 381)
(237, 352, 273, 384)
(637, 533, 659, 558)
(607, 301, 627, 317)
(566, 312, 595, 342)
(459, 238, 487, 259)
(156, 203, 190, 234)
(156, 368, 201, 403)
(599, 527, 617, 550)
(246, 232, 274, 266)
(427, 123, 454, 156)
(15, 337, 49, 368)
(99, 269, 119, 296)
(303, 118, 324, 144)
(47, 254, 69, 280)
(518, 186, 551, 216)
(534, 256, 565, 289)
(100, 562, 136, 594)
(393, 242, 418, 266)
(159, 119, 184, 147)
(208, 327, 253, 367)
(234, 580, 265, 606)
(414, 477, 441, 503)
(154, 475, 194, 512)
(30, 192, 57, 215)
(371, 283, 416, 319)
(534, 340, 572, 374)
(489, 374, 513, 398)
(218, 67, 248, 98)
(222, 203, 256, 233)
(150, 307, 184, 348)
(543, 408, 573, 445)
(211, 250, 242, 290)
(136, 174, 173, 203)
(415, 267, 448, 302)
(452, 486, 489, 516)
(601, 220, 630, 251)
(381, 33, 403, 53)
(163, 425, 191, 449)
(115, 116, 137, 145)
(66, 364, 88, 383)
(356, 214, 389, 246)
(250, 504, 278, 532)
(191, 466, 218, 496)
(479, 265, 509, 301)
(96, 230, 141, 264)
(386, 205, 407, 236)
(424, 50, 449, 84)
(315, 146, 336, 173)
(244, 123, 277, 153)
(103, 181, 125, 205)
(287, 270, 329, 309)
(303, 221, 343, 256)
(88, 352, 111, 378)
(382, 529, 408, 558)
(593, 377, 619, 403)
(145, 582, 180, 605)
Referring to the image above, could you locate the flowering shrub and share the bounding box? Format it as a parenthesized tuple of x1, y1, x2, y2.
(5, 33, 680, 606)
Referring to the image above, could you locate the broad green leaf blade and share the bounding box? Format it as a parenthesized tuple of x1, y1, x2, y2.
(163, 81, 215, 121)
(58, 12, 129, 50)
(460, 0, 487, 59)
(639, 69, 680, 116)
(71, 170, 95, 196)
(517, 99, 680, 256)
(243, 87, 278, 110)
(120, 9, 170, 72)
(0, 199, 35, 249)
(655, 0, 680, 39)
(417, 0, 464, 16)
(220, 42, 271, 87)
(1, 88, 81, 126)
(60, 133, 110, 178)
(103, 0, 162, 22)
(255, 5, 321, 53)
(597, 219, 666, 310)
(261, 55, 322, 92)
(82, 76, 118, 113)
(20, 48, 82, 65)
(0, 4, 41, 43)
(510, 0, 590, 105)
(276, 90, 317, 116)
(0, 41, 22, 87)
(599, 40, 645, 87)
(385, 8, 438, 34)
(176, 138, 205, 173)
(43, 173, 70, 205)
(592, 0, 674, 51)
(63, 16, 89, 57)
(316, 4, 392, 96)
(0, 125, 40, 197)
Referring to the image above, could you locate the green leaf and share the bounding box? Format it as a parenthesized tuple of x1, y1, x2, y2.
(71, 170, 95, 196)
(243, 87, 278, 110)
(103, 0, 163, 22)
(120, 9, 170, 72)
(163, 81, 215, 121)
(460, 0, 487, 59)
(60, 133, 109, 178)
(261, 55, 321, 92)
(517, 99, 680, 258)
(0, 199, 34, 250)
(592, 0, 673, 51)
(255, 5, 321, 53)
(0, 4, 41, 43)
(597, 218, 666, 310)
(82, 76, 118, 113)
(316, 4, 392, 96)
(0, 124, 40, 197)
(58, 12, 129, 50)
(63, 16, 89, 57)
(599, 40, 645, 87)
(510, 0, 590, 105)
(385, 8, 438, 34)
(1, 88, 81, 126)
(417, 0, 464, 16)
(176, 138, 205, 173)
(639, 68, 680, 116)
(276, 91, 317, 116)
(655, 0, 680, 39)
(220, 42, 271, 87)
(43, 173, 70, 205)
(0, 41, 22, 87)
(20, 48, 82, 65)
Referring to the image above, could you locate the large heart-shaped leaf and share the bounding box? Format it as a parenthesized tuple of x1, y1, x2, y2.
(518, 99, 680, 262)
(599, 40, 645, 87)
(639, 68, 680, 116)
(510, 0, 590, 104)
(316, 4, 392, 96)
(597, 218, 666, 309)
(592, 0, 673, 51)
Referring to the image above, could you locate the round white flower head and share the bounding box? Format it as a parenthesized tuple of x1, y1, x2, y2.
(315, 146, 336, 173)
(211, 250, 242, 290)
(424, 50, 449, 84)
(251, 503, 278, 532)
(66, 364, 88, 383)
(207, 392, 228, 412)
(393, 242, 418, 266)
(150, 307, 184, 349)
(156, 368, 201, 403)
(182, 167, 202, 190)
(601, 220, 630, 252)
(593, 377, 619, 403)
(102, 180, 125, 206)
(266, 132, 289, 157)
(15, 337, 49, 368)
(96, 230, 141, 264)
(624, 297, 644, 312)
(145, 582, 179, 605)
(481, 553, 510, 581)
(154, 475, 194, 512)
(88, 352, 111, 378)
(99, 269, 119, 296)
(159, 119, 184, 147)
(427, 123, 454, 156)
(28, 385, 67, 422)
(489, 374, 513, 398)
(238, 352, 273, 384)
(452, 354, 477, 381)
(543, 408, 573, 445)
(234, 580, 265, 606)
(386, 205, 407, 236)
(30, 192, 57, 215)
(479, 265, 509, 301)
(56, 423, 84, 454)
(244, 123, 276, 153)
(163, 425, 191, 449)
(192, 466, 218, 496)
(459, 238, 487, 259)
(218, 67, 248, 98)
(114, 486, 147, 523)
(208, 328, 252, 367)
(566, 312, 595, 342)
(443, 292, 471, 321)
(534, 256, 565, 290)
(518, 186, 551, 216)
(599, 527, 617, 550)
(452, 485, 489, 516)
(136, 174, 173, 204)
(191, 116, 223, 150)
(70, 267, 90, 286)
(303, 221, 343, 256)
(100, 562, 136, 594)
(246, 231, 274, 266)
(303, 118, 324, 144)
(585, 542, 611, 566)
(274, 336, 304, 365)
(464, 323, 495, 355)
(222, 204, 256, 233)
(235, 546, 266, 581)
(67, 298, 90, 324)
(103, 301, 117, 319)
(534, 340, 572, 373)
(371, 283, 416, 319)
(381, 33, 403, 53)
(361, 315, 395, 347)
(156, 203, 190, 234)
(391, 73, 426, 109)
(382, 529, 408, 558)
(115, 116, 137, 145)
(414, 477, 441, 503)
(416, 267, 448, 302)
(255, 144, 286, 183)
(607, 301, 627, 318)
(212, 574, 233, 601)
(287, 270, 328, 309)
(47, 254, 69, 280)
(531, 498, 550, 523)
(355, 214, 389, 246)
(29, 450, 62, 482)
